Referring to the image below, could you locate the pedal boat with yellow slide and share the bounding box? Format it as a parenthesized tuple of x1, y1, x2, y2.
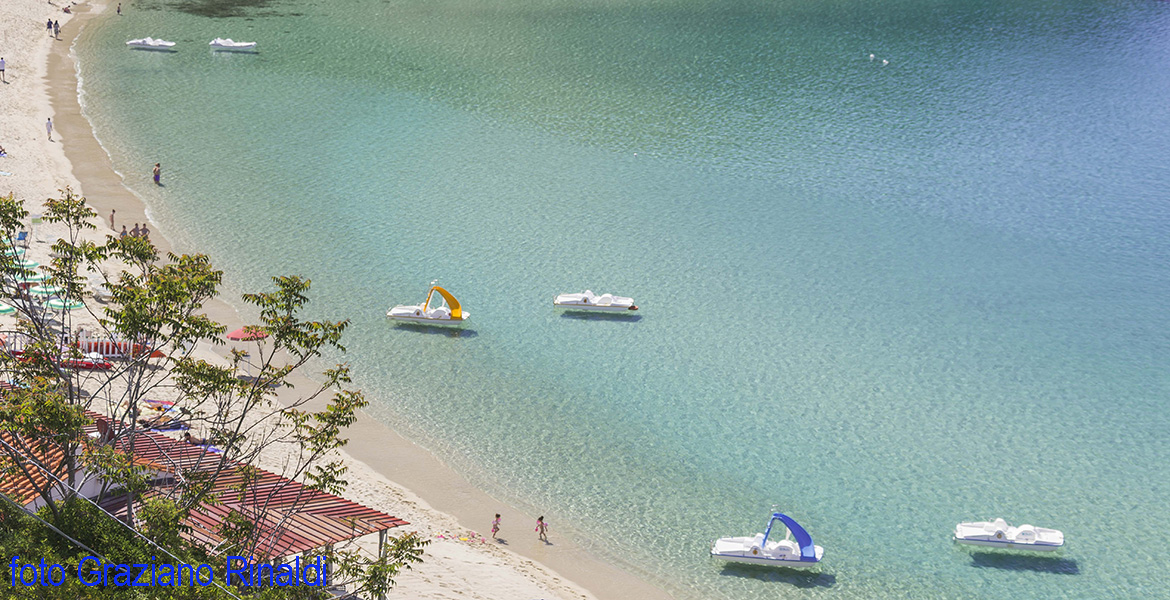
(386, 285, 469, 327)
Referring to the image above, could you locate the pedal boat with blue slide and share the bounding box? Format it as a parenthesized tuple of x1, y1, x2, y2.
(386, 285, 469, 327)
(953, 518, 1064, 551)
(710, 512, 824, 568)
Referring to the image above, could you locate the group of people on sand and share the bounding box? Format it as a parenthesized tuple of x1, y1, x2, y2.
(120, 222, 150, 240)
(491, 513, 550, 543)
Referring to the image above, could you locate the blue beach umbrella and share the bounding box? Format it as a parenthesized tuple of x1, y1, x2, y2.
(0, 303, 14, 316)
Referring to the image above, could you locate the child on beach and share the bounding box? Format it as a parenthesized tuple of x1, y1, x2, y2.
(491, 514, 501, 540)
(536, 516, 549, 542)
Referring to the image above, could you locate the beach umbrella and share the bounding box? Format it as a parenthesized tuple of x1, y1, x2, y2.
(46, 298, 84, 311)
(14, 272, 48, 285)
(226, 327, 268, 341)
(29, 284, 64, 297)
(14, 259, 38, 270)
(0, 303, 15, 316)
(3, 246, 25, 257)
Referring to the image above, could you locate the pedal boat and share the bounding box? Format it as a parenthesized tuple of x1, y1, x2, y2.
(710, 512, 824, 568)
(126, 37, 177, 51)
(387, 285, 469, 327)
(953, 518, 1064, 551)
(210, 38, 258, 52)
(553, 290, 638, 312)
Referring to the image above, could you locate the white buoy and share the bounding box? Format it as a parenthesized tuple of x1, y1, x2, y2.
(869, 53, 875, 61)
(882, 59, 889, 65)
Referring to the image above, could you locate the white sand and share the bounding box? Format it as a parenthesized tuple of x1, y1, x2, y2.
(0, 1, 669, 599)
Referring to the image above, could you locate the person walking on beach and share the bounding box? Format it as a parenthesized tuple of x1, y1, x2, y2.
(45, 118, 53, 141)
(491, 514, 501, 540)
(0, 57, 6, 84)
(47, 19, 53, 36)
(536, 516, 549, 542)
(109, 209, 115, 229)
(152, 163, 161, 185)
(53, 21, 60, 40)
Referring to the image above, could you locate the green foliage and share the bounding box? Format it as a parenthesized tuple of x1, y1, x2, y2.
(0, 187, 423, 598)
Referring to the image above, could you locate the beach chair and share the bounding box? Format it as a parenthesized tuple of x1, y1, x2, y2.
(14, 231, 27, 248)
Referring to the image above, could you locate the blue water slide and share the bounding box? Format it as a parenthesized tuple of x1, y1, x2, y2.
(762, 512, 818, 561)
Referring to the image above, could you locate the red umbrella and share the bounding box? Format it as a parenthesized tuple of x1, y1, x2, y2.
(226, 327, 268, 341)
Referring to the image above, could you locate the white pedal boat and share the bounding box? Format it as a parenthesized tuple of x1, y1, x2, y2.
(953, 518, 1064, 551)
(387, 285, 469, 327)
(127, 37, 176, 51)
(210, 38, 258, 52)
(553, 290, 638, 312)
(711, 512, 824, 568)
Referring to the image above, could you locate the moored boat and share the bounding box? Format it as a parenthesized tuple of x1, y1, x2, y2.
(710, 512, 824, 568)
(210, 38, 258, 52)
(953, 518, 1064, 551)
(553, 290, 637, 312)
(126, 37, 177, 51)
(387, 285, 469, 327)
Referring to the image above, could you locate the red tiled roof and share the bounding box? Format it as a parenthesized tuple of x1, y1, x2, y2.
(1, 403, 406, 558)
(95, 416, 408, 558)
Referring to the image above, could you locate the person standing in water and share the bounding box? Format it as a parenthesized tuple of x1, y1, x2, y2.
(117, 3, 122, 15)
(536, 516, 549, 542)
(152, 163, 161, 185)
(491, 514, 501, 540)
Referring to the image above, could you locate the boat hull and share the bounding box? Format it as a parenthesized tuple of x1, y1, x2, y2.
(128, 45, 176, 51)
(553, 302, 636, 312)
(953, 537, 1063, 552)
(211, 45, 257, 52)
(710, 552, 821, 568)
(387, 315, 469, 327)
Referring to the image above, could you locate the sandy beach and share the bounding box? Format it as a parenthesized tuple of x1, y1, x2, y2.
(2, 1, 672, 598)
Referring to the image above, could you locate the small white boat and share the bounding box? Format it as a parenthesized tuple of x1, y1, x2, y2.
(210, 38, 258, 52)
(387, 285, 469, 327)
(126, 37, 176, 51)
(710, 512, 824, 568)
(553, 290, 638, 312)
(953, 518, 1064, 551)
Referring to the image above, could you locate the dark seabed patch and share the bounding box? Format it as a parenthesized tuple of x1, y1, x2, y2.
(168, 0, 281, 18)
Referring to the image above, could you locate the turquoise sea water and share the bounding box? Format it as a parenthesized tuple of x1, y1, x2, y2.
(74, 0, 1170, 597)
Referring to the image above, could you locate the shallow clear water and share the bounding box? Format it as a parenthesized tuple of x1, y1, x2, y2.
(76, 0, 1170, 597)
